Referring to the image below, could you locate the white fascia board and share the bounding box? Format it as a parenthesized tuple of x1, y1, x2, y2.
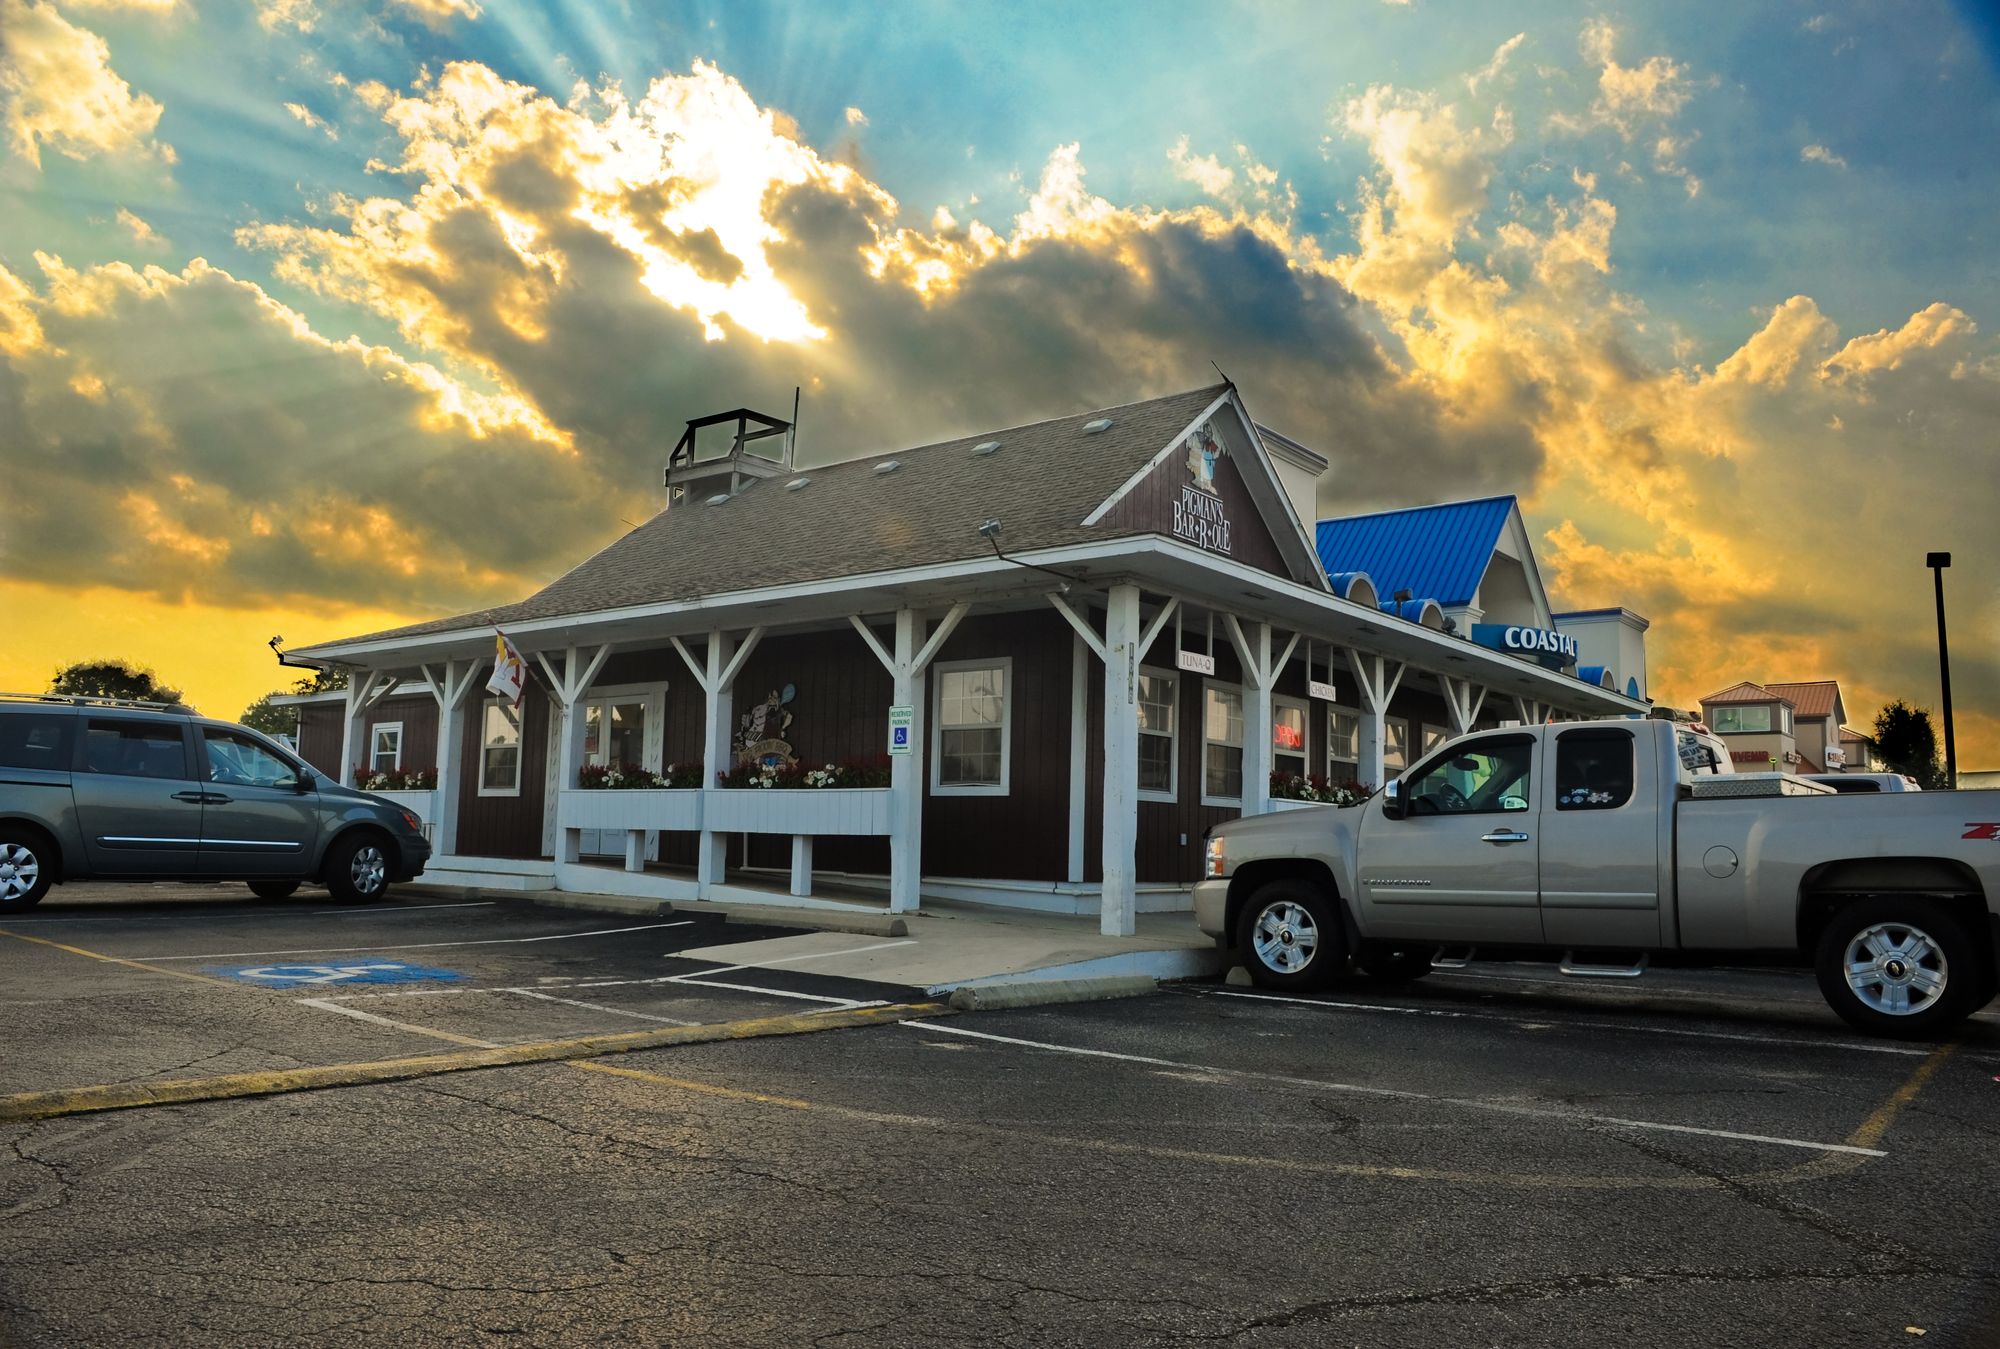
(268, 690, 349, 706)
(1226, 389, 1329, 590)
(1080, 389, 1236, 527)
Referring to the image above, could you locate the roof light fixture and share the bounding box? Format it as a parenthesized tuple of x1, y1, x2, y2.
(971, 440, 1002, 456)
(1082, 418, 1114, 434)
(785, 476, 812, 491)
(705, 492, 732, 507)
(873, 460, 902, 475)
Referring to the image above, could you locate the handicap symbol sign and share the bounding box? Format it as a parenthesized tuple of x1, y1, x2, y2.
(211, 961, 466, 988)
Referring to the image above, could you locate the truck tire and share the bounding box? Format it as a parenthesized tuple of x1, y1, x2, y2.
(1356, 943, 1434, 983)
(0, 828, 53, 911)
(1813, 897, 1980, 1039)
(248, 881, 301, 901)
(323, 832, 392, 906)
(1237, 880, 1345, 992)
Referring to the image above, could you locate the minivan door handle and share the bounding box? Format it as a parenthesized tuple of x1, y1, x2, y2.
(1480, 830, 1531, 845)
(171, 790, 207, 803)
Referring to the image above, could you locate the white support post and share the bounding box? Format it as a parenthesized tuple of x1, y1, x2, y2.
(1242, 622, 1274, 815)
(424, 659, 481, 857)
(790, 835, 813, 898)
(1440, 675, 1488, 739)
(624, 830, 646, 873)
(697, 629, 736, 893)
(1345, 649, 1407, 790)
(338, 670, 387, 787)
(1513, 694, 1547, 726)
(553, 646, 589, 865)
(1100, 584, 1142, 937)
(888, 608, 924, 915)
(1067, 629, 1088, 885)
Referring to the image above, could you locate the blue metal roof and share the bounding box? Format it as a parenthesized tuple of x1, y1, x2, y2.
(1314, 497, 1516, 607)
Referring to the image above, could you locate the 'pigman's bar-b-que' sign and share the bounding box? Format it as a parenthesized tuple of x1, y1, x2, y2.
(1172, 421, 1233, 555)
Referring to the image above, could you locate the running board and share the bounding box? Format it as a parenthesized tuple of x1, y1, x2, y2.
(1430, 947, 1476, 969)
(1559, 951, 1650, 979)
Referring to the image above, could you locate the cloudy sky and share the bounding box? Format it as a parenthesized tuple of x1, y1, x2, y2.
(2, 0, 1995, 759)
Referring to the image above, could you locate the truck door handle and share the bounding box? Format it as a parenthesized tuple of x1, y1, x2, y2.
(1480, 830, 1531, 845)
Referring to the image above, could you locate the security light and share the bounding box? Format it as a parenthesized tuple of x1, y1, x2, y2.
(978, 519, 1002, 539)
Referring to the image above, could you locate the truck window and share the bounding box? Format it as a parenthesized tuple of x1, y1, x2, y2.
(1404, 736, 1533, 815)
(0, 713, 73, 771)
(1556, 729, 1635, 810)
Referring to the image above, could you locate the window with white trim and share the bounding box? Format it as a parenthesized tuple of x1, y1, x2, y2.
(933, 659, 1009, 793)
(370, 722, 403, 774)
(1384, 716, 1411, 776)
(479, 699, 522, 796)
(1420, 724, 1449, 757)
(1136, 668, 1177, 800)
(1326, 705, 1360, 782)
(1203, 682, 1244, 803)
(1711, 705, 1773, 734)
(1272, 695, 1309, 779)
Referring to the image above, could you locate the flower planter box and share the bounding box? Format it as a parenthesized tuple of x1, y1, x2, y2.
(558, 788, 704, 834)
(701, 787, 894, 837)
(372, 788, 438, 824)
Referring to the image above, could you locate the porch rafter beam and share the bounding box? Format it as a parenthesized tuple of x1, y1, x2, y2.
(444, 658, 482, 708)
(1135, 597, 1180, 662)
(848, 615, 896, 674)
(1047, 593, 1106, 662)
(715, 626, 764, 692)
(570, 642, 614, 702)
(532, 651, 566, 702)
(910, 602, 971, 675)
(668, 635, 711, 691)
(1270, 629, 1302, 683)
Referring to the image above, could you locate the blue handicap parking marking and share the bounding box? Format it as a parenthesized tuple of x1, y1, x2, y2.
(210, 961, 467, 988)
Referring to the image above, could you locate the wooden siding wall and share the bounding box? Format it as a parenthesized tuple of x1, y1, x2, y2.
(296, 705, 343, 776)
(362, 695, 438, 774)
(1099, 448, 1291, 580)
(454, 689, 552, 859)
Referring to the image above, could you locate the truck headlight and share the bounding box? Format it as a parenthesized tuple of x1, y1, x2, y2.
(1203, 835, 1226, 879)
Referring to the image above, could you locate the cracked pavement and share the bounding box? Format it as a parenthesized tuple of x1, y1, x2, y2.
(3, 885, 1999, 1346)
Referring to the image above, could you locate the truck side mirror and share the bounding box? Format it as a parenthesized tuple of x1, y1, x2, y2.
(1379, 778, 1405, 821)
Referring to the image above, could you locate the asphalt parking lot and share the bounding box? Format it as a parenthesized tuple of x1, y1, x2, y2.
(4, 884, 1998, 1347)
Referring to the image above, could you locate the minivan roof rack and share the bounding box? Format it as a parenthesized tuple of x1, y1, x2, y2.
(0, 691, 196, 714)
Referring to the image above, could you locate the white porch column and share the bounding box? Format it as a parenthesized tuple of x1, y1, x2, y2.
(1100, 585, 1142, 937)
(1224, 617, 1301, 816)
(1345, 649, 1406, 790)
(419, 659, 481, 856)
(338, 670, 392, 787)
(697, 629, 737, 892)
(850, 603, 967, 916)
(534, 644, 612, 867)
(1439, 674, 1489, 740)
(790, 835, 813, 898)
(1066, 630, 1088, 885)
(1513, 695, 1548, 726)
(888, 608, 924, 914)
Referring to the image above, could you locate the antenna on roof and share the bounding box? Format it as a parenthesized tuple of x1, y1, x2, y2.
(788, 385, 800, 462)
(1209, 359, 1236, 391)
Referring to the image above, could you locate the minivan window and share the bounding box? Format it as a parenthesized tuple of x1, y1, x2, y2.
(202, 728, 300, 789)
(0, 713, 73, 771)
(81, 720, 189, 779)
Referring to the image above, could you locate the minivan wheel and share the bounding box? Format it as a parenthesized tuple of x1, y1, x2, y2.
(1236, 880, 1344, 992)
(323, 833, 392, 905)
(1814, 896, 1979, 1039)
(0, 831, 52, 910)
(248, 881, 301, 901)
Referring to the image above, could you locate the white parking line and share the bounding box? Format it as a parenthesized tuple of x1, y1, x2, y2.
(668, 938, 917, 980)
(1199, 988, 1934, 1058)
(311, 902, 497, 916)
(131, 921, 694, 962)
(501, 989, 700, 1026)
(903, 1022, 1888, 1158)
(665, 977, 863, 1007)
(298, 997, 499, 1047)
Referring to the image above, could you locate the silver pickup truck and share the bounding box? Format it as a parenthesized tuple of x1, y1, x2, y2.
(1195, 719, 2000, 1037)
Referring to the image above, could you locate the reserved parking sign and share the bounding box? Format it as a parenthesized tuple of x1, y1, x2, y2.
(887, 705, 913, 755)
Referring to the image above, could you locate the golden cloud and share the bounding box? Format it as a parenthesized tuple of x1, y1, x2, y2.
(0, 0, 173, 168)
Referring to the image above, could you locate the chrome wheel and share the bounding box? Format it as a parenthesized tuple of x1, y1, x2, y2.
(1844, 921, 1948, 1017)
(0, 843, 39, 903)
(350, 844, 387, 897)
(1250, 900, 1319, 975)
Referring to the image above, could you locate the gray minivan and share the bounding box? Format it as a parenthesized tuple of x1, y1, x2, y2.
(0, 694, 431, 911)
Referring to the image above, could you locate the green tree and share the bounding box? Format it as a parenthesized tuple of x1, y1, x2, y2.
(50, 659, 188, 708)
(1872, 700, 1946, 789)
(240, 667, 348, 739)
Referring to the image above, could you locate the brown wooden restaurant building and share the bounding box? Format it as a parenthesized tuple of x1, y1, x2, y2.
(281, 384, 1646, 936)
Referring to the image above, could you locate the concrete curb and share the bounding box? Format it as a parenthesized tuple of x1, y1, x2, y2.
(947, 975, 1159, 1012)
(0, 1001, 949, 1125)
(530, 892, 672, 919)
(666, 900, 908, 939)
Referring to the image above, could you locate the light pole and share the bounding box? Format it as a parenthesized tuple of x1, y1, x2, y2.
(1926, 552, 1957, 789)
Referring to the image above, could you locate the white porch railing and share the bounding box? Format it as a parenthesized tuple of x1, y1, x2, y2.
(558, 788, 703, 833)
(701, 788, 894, 837)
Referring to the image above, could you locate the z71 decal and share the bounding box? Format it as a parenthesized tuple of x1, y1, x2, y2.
(1963, 823, 2000, 841)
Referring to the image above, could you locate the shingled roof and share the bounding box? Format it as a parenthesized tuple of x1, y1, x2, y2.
(1701, 680, 1796, 707)
(311, 385, 1239, 649)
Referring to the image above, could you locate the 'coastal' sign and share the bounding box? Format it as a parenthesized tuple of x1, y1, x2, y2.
(1171, 421, 1233, 556)
(1469, 624, 1580, 671)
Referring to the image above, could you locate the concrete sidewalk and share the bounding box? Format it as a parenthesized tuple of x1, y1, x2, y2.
(404, 879, 1227, 994)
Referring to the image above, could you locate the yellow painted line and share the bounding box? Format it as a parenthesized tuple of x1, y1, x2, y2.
(1846, 1040, 1957, 1151)
(0, 927, 238, 989)
(0, 1002, 948, 1124)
